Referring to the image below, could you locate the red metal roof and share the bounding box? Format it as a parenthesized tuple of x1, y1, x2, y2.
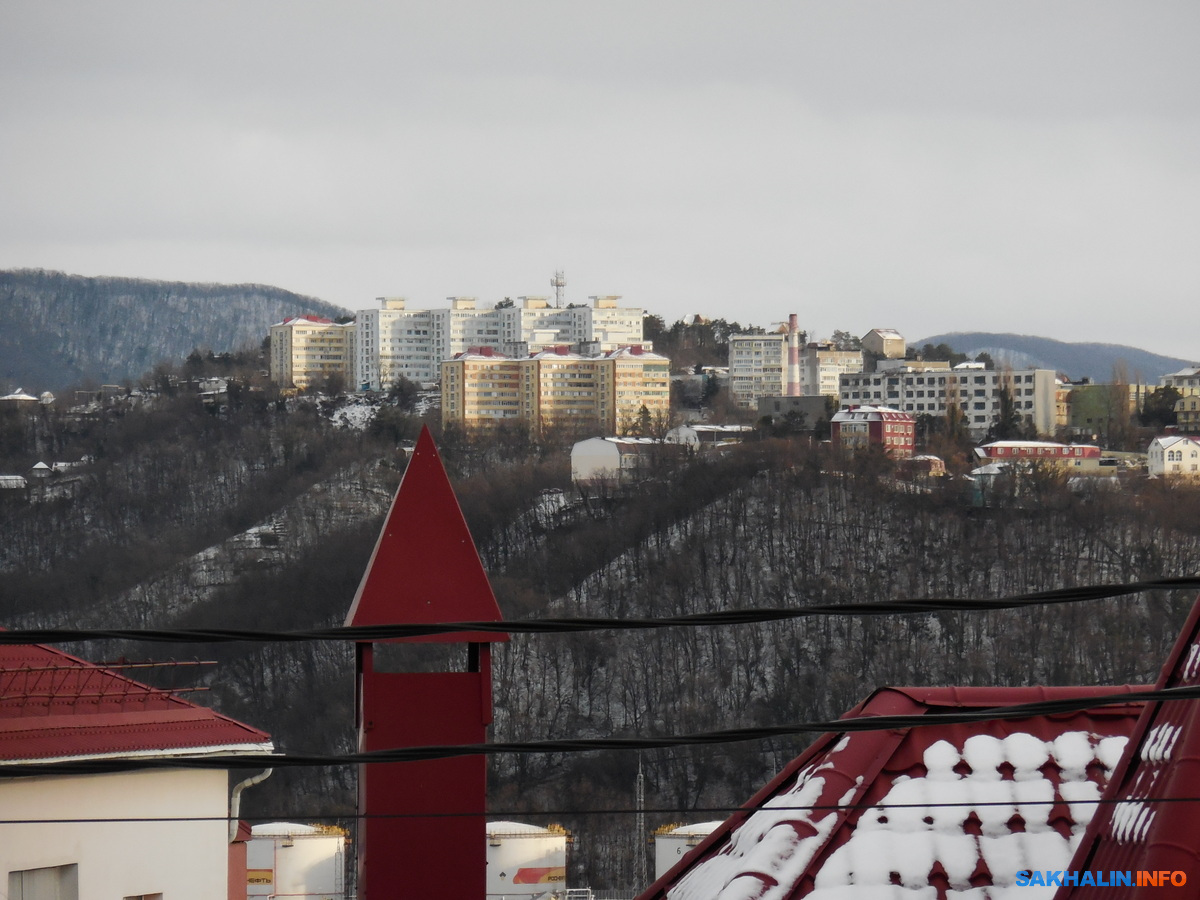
(1058, 596, 1200, 895)
(640, 685, 1146, 900)
(0, 642, 272, 762)
(344, 426, 507, 642)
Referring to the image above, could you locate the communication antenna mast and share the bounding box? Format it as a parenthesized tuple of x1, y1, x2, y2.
(635, 753, 647, 888)
(551, 270, 566, 308)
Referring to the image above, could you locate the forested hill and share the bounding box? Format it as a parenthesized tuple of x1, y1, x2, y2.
(4, 391, 1200, 889)
(916, 331, 1191, 382)
(0, 268, 350, 391)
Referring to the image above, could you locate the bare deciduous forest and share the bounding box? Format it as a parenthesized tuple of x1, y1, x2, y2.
(3, 388, 1199, 890)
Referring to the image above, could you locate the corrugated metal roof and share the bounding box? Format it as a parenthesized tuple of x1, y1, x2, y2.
(0, 642, 272, 762)
(640, 685, 1146, 900)
(1058, 596, 1200, 895)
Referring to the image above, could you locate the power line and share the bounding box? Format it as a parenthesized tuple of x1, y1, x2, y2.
(0, 682, 1187, 778)
(1, 577, 1196, 645)
(7, 795, 1200, 826)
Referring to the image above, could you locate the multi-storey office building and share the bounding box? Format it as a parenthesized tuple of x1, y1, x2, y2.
(269, 315, 354, 390)
(838, 365, 1058, 437)
(441, 346, 669, 436)
(355, 295, 647, 392)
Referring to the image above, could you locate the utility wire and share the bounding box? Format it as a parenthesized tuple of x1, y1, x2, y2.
(1, 577, 1197, 645)
(0, 682, 1185, 778)
(6, 795, 1200, 826)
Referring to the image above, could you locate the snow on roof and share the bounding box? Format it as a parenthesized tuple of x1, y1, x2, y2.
(644, 686, 1145, 900)
(866, 328, 904, 339)
(0, 389, 38, 402)
(1150, 435, 1194, 450)
(1058, 596, 1200, 888)
(0, 642, 273, 764)
(274, 314, 339, 327)
(666, 822, 724, 836)
(980, 441, 1094, 450)
(831, 406, 913, 422)
(605, 346, 669, 360)
(251, 822, 343, 837)
(0, 475, 27, 489)
(487, 821, 557, 836)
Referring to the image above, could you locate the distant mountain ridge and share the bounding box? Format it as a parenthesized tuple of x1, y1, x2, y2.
(914, 331, 1193, 383)
(0, 269, 350, 391)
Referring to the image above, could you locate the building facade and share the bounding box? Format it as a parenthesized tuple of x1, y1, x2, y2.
(801, 342, 864, 398)
(441, 346, 669, 436)
(830, 406, 915, 458)
(728, 333, 787, 407)
(839, 365, 1058, 437)
(269, 315, 353, 390)
(2, 642, 274, 900)
(1148, 435, 1200, 479)
(355, 295, 647, 392)
(861, 328, 906, 358)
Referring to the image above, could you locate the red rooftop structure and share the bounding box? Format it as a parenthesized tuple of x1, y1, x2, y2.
(640, 685, 1146, 899)
(346, 426, 508, 898)
(0, 642, 271, 762)
(1058, 596, 1200, 895)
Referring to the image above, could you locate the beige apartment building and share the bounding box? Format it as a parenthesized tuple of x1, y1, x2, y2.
(269, 315, 353, 390)
(441, 346, 669, 436)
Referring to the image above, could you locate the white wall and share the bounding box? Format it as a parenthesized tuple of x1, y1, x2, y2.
(1, 768, 231, 900)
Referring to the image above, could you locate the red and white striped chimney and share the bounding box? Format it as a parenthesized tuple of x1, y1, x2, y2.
(787, 313, 801, 396)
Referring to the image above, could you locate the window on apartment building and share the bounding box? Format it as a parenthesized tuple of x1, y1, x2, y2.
(8, 865, 79, 900)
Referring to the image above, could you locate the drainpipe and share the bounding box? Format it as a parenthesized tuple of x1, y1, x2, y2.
(229, 768, 273, 842)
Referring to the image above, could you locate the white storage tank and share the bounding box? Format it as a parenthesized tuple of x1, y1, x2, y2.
(247, 822, 349, 899)
(653, 821, 722, 880)
(486, 820, 569, 899)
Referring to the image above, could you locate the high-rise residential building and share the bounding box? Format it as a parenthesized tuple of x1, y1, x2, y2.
(800, 343, 864, 398)
(728, 332, 788, 407)
(268, 315, 353, 390)
(839, 364, 1058, 437)
(441, 345, 669, 436)
(355, 295, 647, 392)
(729, 320, 863, 407)
(605, 346, 671, 432)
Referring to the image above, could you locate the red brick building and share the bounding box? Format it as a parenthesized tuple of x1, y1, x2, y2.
(830, 405, 915, 458)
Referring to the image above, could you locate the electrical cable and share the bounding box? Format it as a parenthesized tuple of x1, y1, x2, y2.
(1, 577, 1196, 645)
(6, 795, 1200, 826)
(0, 682, 1188, 778)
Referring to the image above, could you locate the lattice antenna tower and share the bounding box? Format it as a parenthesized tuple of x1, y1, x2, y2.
(636, 753, 647, 887)
(551, 270, 566, 308)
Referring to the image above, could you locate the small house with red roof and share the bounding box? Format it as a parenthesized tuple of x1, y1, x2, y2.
(1, 641, 273, 900)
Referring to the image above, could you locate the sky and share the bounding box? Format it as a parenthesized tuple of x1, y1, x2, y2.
(2, 1, 1198, 359)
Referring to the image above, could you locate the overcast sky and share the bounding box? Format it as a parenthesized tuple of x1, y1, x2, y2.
(2, 1, 1197, 358)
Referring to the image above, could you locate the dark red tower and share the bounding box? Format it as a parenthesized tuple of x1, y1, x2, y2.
(346, 427, 507, 897)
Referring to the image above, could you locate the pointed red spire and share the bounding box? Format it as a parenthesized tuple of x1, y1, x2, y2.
(345, 426, 507, 642)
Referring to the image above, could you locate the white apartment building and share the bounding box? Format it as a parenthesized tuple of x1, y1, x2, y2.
(839, 365, 1058, 437)
(729, 332, 863, 407)
(729, 333, 788, 407)
(354, 295, 647, 391)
